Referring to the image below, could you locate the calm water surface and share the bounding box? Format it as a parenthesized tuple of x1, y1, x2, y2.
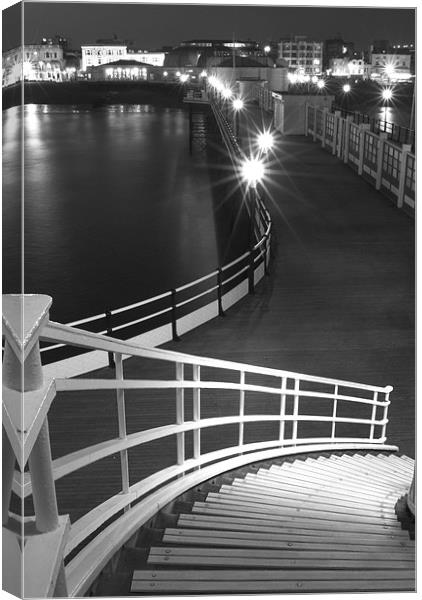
(2, 104, 247, 323)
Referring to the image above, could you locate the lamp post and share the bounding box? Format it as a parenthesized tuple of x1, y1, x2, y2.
(232, 97, 244, 139)
(241, 156, 265, 293)
(257, 131, 275, 156)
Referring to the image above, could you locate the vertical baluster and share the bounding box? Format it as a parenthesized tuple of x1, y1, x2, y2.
(193, 365, 201, 466)
(381, 386, 393, 441)
(115, 353, 129, 500)
(238, 371, 245, 448)
(331, 384, 338, 440)
(279, 377, 286, 444)
(292, 379, 300, 443)
(369, 391, 378, 441)
(176, 363, 185, 467)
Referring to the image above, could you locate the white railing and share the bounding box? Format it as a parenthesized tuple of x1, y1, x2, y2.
(3, 294, 400, 597)
(305, 105, 415, 215)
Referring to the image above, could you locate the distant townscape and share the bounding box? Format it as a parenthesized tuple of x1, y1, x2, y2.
(2, 34, 415, 88)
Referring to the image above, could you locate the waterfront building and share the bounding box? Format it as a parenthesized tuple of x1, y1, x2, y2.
(324, 37, 355, 71)
(81, 40, 127, 71)
(329, 57, 365, 78)
(2, 41, 65, 86)
(370, 52, 412, 82)
(164, 39, 263, 70)
(88, 59, 159, 81)
(278, 35, 323, 76)
(127, 50, 166, 67)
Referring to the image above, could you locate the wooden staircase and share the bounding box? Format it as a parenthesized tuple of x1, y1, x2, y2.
(130, 452, 415, 595)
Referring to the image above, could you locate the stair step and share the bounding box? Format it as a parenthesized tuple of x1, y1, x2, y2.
(318, 455, 412, 485)
(357, 453, 414, 475)
(161, 528, 414, 552)
(177, 513, 412, 540)
(147, 545, 414, 569)
(232, 475, 399, 507)
(132, 569, 415, 593)
(219, 482, 397, 515)
(199, 494, 399, 524)
(243, 471, 401, 502)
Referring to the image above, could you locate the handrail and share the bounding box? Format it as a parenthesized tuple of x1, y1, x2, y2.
(3, 293, 399, 598)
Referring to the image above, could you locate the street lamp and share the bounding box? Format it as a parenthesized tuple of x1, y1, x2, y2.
(343, 83, 351, 93)
(232, 97, 244, 138)
(317, 79, 325, 90)
(241, 156, 265, 188)
(257, 131, 274, 155)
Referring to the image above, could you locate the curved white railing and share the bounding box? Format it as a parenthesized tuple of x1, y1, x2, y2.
(3, 295, 399, 597)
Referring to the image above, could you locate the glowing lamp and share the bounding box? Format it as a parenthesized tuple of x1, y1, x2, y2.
(382, 88, 393, 101)
(233, 98, 244, 111)
(257, 131, 274, 153)
(317, 79, 325, 89)
(222, 87, 232, 99)
(241, 157, 265, 188)
(343, 83, 351, 93)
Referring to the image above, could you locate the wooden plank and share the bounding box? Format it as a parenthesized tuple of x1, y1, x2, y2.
(342, 454, 414, 479)
(242, 472, 400, 503)
(177, 514, 413, 541)
(191, 502, 403, 531)
(268, 463, 407, 493)
(132, 576, 415, 594)
(219, 483, 398, 515)
(212, 488, 397, 519)
(161, 528, 414, 553)
(201, 495, 399, 524)
(147, 547, 414, 569)
(233, 475, 399, 508)
(319, 455, 412, 485)
(133, 568, 414, 582)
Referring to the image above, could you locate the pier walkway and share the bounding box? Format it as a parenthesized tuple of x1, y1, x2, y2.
(44, 114, 415, 530)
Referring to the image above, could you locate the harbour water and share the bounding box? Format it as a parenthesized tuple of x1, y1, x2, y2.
(2, 103, 248, 323)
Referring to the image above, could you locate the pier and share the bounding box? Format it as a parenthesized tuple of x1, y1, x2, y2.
(3, 92, 415, 597)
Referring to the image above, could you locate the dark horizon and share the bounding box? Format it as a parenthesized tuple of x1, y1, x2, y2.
(2, 2, 416, 53)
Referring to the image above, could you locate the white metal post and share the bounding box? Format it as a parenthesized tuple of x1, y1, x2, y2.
(333, 111, 341, 156)
(358, 124, 371, 175)
(397, 144, 412, 209)
(331, 385, 338, 440)
(115, 353, 130, 497)
(376, 132, 388, 190)
(192, 365, 201, 463)
(343, 116, 353, 164)
(176, 363, 185, 466)
(238, 371, 245, 448)
(292, 379, 300, 443)
(279, 377, 287, 443)
(321, 108, 328, 148)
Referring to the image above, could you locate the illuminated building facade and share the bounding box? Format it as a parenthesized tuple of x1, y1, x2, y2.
(81, 41, 127, 71)
(370, 53, 412, 82)
(164, 39, 263, 69)
(2, 43, 64, 86)
(88, 59, 159, 81)
(329, 57, 365, 78)
(278, 36, 323, 75)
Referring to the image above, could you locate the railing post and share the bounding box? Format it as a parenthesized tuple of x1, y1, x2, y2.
(358, 124, 371, 176)
(397, 144, 412, 209)
(115, 353, 130, 499)
(279, 377, 287, 444)
(171, 289, 180, 341)
(336, 115, 344, 159)
(376, 132, 388, 191)
(321, 107, 328, 149)
(331, 384, 338, 440)
(176, 363, 185, 468)
(333, 111, 341, 156)
(381, 385, 393, 441)
(343, 115, 353, 164)
(2, 294, 68, 596)
(105, 310, 115, 368)
(238, 371, 245, 449)
(312, 106, 318, 142)
(192, 365, 201, 466)
(292, 378, 300, 443)
(217, 268, 225, 316)
(369, 391, 378, 441)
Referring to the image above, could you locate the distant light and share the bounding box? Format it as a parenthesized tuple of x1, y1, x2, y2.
(343, 83, 351, 93)
(311, 75, 318, 84)
(382, 88, 393, 101)
(241, 157, 265, 187)
(200, 70, 207, 78)
(257, 131, 274, 153)
(264, 45, 271, 53)
(222, 87, 232, 99)
(179, 73, 189, 83)
(233, 98, 244, 110)
(163, 71, 168, 77)
(316, 79, 325, 89)
(176, 71, 181, 77)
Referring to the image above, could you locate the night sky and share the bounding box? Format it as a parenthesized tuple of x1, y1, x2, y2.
(2, 2, 416, 53)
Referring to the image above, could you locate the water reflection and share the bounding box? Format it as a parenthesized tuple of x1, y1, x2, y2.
(3, 104, 240, 323)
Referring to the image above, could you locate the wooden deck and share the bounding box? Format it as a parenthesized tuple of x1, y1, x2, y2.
(41, 104, 415, 528)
